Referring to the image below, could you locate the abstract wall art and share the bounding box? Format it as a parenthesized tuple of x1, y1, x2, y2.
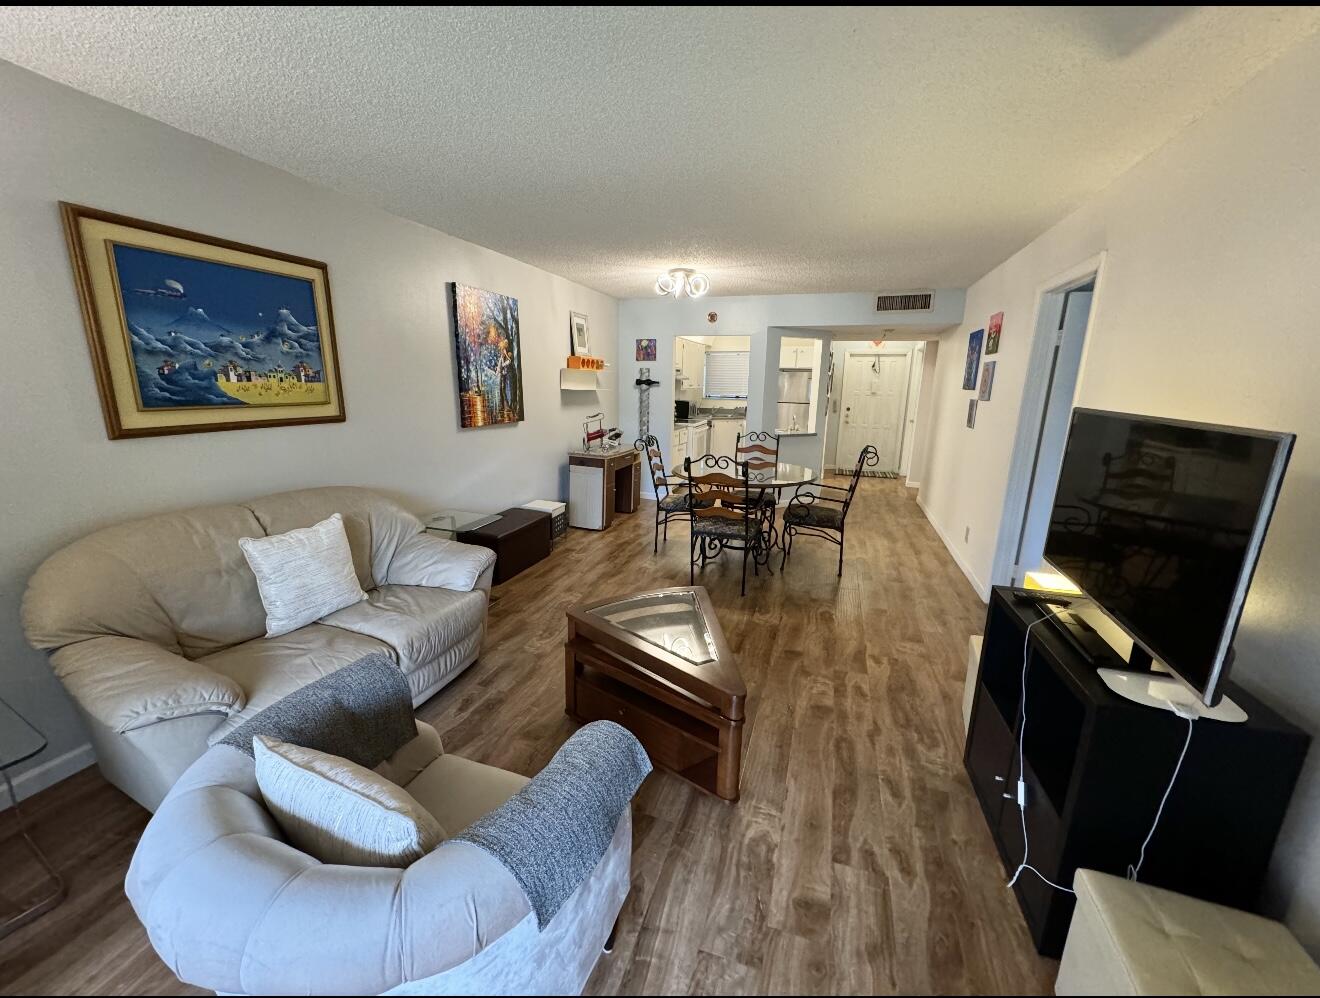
(451, 282, 524, 428)
(963, 328, 984, 390)
(986, 311, 1004, 355)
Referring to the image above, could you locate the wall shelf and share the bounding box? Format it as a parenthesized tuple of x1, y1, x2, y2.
(560, 368, 607, 391)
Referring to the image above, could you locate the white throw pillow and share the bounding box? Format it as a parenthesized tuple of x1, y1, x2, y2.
(253, 735, 445, 867)
(239, 512, 367, 637)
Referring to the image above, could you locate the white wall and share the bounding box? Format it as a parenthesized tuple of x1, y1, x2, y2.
(915, 32, 1320, 951)
(0, 63, 618, 798)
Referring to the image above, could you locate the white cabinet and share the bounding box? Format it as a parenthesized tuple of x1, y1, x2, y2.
(710, 419, 744, 460)
(780, 337, 823, 370)
(672, 426, 689, 471)
(690, 420, 711, 460)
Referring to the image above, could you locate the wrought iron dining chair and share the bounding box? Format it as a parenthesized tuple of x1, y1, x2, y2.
(736, 429, 781, 519)
(684, 453, 774, 597)
(781, 444, 879, 576)
(635, 434, 703, 553)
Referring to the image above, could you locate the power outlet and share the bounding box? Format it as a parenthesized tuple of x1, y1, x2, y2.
(964, 526, 970, 543)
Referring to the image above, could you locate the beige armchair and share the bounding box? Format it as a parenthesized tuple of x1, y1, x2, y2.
(22, 487, 496, 811)
(126, 721, 630, 996)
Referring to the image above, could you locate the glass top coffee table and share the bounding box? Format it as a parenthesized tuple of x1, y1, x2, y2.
(424, 508, 500, 539)
(565, 586, 746, 801)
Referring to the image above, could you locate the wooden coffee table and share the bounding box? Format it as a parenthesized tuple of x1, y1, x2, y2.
(564, 586, 746, 801)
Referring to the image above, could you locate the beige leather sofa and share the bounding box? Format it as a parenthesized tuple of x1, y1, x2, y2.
(126, 721, 630, 995)
(22, 487, 496, 812)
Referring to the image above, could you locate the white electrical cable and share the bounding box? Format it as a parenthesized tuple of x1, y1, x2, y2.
(1007, 603, 1077, 895)
(1127, 712, 1196, 881)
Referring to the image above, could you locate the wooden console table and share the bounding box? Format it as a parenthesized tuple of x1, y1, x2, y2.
(565, 586, 746, 800)
(567, 446, 640, 530)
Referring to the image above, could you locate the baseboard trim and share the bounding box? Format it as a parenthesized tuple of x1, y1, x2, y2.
(2, 743, 96, 808)
(916, 496, 990, 602)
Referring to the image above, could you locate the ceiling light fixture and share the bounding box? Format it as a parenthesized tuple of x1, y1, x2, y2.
(654, 268, 710, 299)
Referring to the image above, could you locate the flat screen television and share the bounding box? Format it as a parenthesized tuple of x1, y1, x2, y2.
(1043, 409, 1294, 706)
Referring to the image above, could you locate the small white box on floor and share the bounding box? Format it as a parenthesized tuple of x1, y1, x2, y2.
(520, 500, 567, 542)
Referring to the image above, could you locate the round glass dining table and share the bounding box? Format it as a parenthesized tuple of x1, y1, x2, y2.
(670, 461, 819, 491)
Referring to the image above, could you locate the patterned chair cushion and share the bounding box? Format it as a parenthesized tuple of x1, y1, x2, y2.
(658, 492, 712, 512)
(784, 503, 843, 530)
(692, 516, 763, 540)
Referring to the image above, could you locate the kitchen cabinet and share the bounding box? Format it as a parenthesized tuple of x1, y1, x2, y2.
(780, 338, 818, 369)
(672, 426, 689, 471)
(689, 420, 711, 460)
(709, 418, 746, 460)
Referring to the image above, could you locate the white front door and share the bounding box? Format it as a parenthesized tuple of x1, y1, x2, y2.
(838, 353, 910, 472)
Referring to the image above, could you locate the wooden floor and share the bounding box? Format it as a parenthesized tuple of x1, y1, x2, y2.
(0, 478, 1057, 995)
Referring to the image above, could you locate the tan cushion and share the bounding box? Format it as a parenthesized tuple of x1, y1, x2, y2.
(202, 624, 394, 745)
(1057, 869, 1320, 995)
(320, 584, 487, 676)
(253, 736, 444, 867)
(404, 753, 529, 835)
(243, 486, 423, 593)
(374, 721, 445, 787)
(22, 502, 268, 657)
(48, 636, 244, 733)
(239, 513, 367, 638)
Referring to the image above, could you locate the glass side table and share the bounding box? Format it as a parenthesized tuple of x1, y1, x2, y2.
(1, 695, 66, 939)
(423, 508, 500, 540)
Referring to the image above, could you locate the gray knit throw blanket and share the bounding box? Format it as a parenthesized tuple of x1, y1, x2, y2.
(455, 720, 652, 929)
(218, 653, 416, 768)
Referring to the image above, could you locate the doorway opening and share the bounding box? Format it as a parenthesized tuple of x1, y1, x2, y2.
(993, 257, 1103, 586)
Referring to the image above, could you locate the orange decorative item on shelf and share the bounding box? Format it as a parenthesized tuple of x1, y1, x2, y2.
(567, 355, 605, 370)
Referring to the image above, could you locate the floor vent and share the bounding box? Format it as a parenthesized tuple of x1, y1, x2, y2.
(875, 290, 934, 312)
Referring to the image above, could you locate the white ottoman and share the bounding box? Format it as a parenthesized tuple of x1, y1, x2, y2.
(1056, 869, 1320, 995)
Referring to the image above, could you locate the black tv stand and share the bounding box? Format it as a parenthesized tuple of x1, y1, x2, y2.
(964, 586, 1309, 956)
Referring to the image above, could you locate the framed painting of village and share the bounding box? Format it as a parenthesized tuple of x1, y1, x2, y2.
(60, 202, 345, 439)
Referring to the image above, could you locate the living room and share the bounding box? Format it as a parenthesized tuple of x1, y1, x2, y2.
(4, 7, 1320, 996)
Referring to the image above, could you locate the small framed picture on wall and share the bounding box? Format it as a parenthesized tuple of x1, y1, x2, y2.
(986, 311, 1004, 355)
(963, 328, 984, 390)
(967, 398, 978, 428)
(570, 312, 591, 356)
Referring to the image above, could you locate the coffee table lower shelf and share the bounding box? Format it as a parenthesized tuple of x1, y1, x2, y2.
(565, 642, 742, 801)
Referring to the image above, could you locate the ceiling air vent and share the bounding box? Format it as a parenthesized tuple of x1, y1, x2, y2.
(875, 290, 934, 312)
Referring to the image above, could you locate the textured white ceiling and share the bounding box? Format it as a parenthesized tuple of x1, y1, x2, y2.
(2, 6, 1317, 298)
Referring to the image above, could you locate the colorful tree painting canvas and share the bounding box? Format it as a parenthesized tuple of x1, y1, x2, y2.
(451, 282, 524, 427)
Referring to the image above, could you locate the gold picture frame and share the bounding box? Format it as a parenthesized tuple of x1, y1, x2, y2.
(60, 202, 346, 439)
